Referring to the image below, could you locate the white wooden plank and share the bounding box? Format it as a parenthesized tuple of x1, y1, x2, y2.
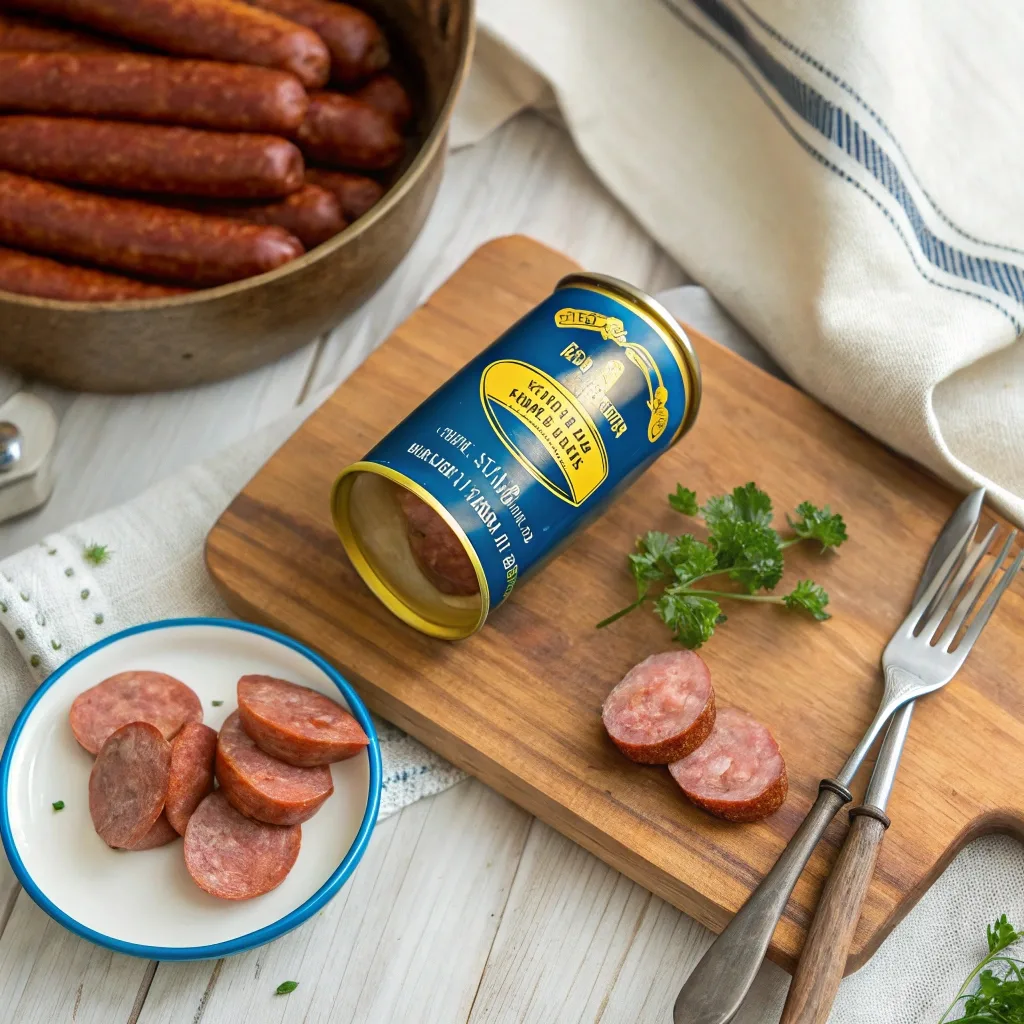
(466, 820, 653, 1024)
(309, 113, 688, 394)
(598, 892, 789, 1024)
(0, 890, 150, 1023)
(138, 780, 531, 1024)
(469, 819, 790, 1024)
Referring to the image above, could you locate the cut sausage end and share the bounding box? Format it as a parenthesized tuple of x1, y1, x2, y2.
(89, 721, 172, 849)
(165, 721, 218, 836)
(70, 670, 202, 754)
(184, 791, 300, 899)
(394, 485, 479, 597)
(238, 674, 369, 767)
(669, 706, 788, 822)
(216, 710, 333, 825)
(602, 651, 716, 764)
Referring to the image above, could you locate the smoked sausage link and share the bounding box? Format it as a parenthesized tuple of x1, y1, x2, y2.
(216, 710, 333, 825)
(669, 706, 788, 822)
(165, 721, 218, 836)
(237, 674, 369, 767)
(0, 53, 309, 134)
(304, 167, 382, 220)
(166, 184, 345, 248)
(0, 117, 305, 199)
(242, 0, 388, 84)
(394, 485, 479, 597)
(294, 91, 402, 170)
(0, 11, 123, 52)
(602, 651, 716, 764)
(352, 73, 412, 130)
(184, 791, 300, 899)
(70, 669, 202, 755)
(0, 246, 189, 301)
(13, 0, 331, 88)
(89, 722, 172, 849)
(0, 172, 305, 286)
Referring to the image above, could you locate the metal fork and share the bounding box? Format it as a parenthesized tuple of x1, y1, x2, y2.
(673, 511, 1024, 1024)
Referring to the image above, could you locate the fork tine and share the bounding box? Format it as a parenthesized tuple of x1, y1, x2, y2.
(938, 530, 1017, 649)
(904, 521, 983, 633)
(955, 545, 1024, 655)
(916, 524, 997, 640)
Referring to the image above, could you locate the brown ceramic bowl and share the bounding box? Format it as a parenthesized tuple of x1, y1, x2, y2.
(0, 0, 474, 393)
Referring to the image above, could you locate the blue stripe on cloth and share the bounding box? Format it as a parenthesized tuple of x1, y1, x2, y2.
(733, 0, 1024, 258)
(659, 0, 1023, 328)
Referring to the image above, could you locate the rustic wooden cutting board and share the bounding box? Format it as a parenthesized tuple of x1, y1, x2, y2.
(206, 235, 1024, 973)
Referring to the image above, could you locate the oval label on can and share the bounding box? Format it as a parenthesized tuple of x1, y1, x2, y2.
(480, 359, 608, 507)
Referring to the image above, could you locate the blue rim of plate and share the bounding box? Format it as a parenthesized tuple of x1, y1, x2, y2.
(0, 616, 383, 961)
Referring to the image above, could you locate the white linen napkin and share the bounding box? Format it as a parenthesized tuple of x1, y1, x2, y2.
(451, 0, 1024, 529)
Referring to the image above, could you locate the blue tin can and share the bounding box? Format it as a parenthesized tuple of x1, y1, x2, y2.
(331, 272, 702, 639)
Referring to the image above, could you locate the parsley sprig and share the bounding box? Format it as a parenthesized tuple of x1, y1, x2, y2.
(596, 483, 847, 648)
(939, 915, 1024, 1023)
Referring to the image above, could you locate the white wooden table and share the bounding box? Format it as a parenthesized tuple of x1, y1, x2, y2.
(0, 113, 788, 1023)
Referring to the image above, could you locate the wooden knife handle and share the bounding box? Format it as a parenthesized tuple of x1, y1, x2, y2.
(778, 805, 890, 1024)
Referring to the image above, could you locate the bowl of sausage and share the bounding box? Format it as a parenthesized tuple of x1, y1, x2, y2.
(0, 618, 382, 959)
(0, 0, 473, 392)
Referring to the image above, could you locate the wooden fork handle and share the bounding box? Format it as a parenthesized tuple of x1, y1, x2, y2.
(778, 805, 891, 1024)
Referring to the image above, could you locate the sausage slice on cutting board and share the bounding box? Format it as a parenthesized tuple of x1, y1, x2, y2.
(602, 650, 716, 764)
(669, 706, 788, 822)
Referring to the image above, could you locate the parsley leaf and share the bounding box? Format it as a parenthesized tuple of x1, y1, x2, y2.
(668, 485, 698, 516)
(655, 592, 723, 649)
(787, 501, 848, 551)
(275, 981, 298, 995)
(52, 800, 64, 811)
(597, 482, 847, 648)
(783, 580, 831, 620)
(940, 915, 1024, 1023)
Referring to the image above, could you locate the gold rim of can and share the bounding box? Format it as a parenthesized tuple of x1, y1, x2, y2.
(555, 272, 703, 444)
(331, 462, 491, 640)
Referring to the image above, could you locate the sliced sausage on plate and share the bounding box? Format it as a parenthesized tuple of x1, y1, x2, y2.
(669, 706, 788, 822)
(165, 721, 218, 836)
(70, 670, 202, 755)
(602, 650, 716, 764)
(89, 721, 172, 849)
(184, 791, 300, 900)
(237, 674, 369, 767)
(216, 710, 333, 826)
(123, 811, 179, 851)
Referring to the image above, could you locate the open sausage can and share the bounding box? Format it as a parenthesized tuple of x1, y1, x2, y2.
(331, 271, 702, 639)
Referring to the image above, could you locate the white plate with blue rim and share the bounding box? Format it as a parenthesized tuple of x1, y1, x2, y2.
(0, 617, 382, 960)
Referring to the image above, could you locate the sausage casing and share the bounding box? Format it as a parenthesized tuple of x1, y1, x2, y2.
(294, 91, 402, 170)
(13, 0, 331, 88)
(163, 184, 345, 248)
(0, 246, 189, 301)
(303, 167, 383, 220)
(0, 171, 304, 286)
(241, 0, 388, 84)
(351, 73, 412, 130)
(0, 53, 309, 135)
(0, 117, 305, 198)
(0, 12, 124, 53)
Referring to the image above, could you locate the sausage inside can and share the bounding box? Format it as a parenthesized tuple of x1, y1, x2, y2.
(342, 472, 482, 637)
